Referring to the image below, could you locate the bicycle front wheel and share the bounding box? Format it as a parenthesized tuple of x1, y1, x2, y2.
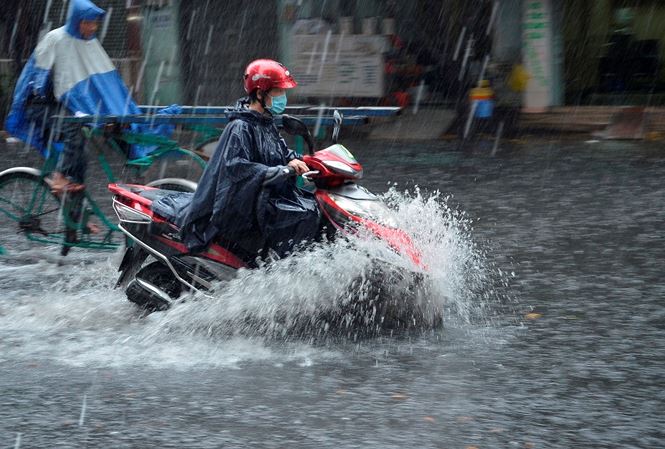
(0, 170, 65, 247)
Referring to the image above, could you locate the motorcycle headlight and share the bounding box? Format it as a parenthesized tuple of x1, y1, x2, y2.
(328, 194, 398, 228)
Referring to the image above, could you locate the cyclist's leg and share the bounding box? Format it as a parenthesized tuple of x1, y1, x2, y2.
(51, 122, 88, 192)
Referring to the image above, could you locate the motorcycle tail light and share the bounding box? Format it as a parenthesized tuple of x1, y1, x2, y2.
(113, 197, 152, 223)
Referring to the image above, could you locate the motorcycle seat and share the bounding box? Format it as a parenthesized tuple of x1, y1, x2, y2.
(150, 191, 193, 223)
(137, 188, 183, 202)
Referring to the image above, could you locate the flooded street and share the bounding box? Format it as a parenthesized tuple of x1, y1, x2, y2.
(1, 138, 664, 448)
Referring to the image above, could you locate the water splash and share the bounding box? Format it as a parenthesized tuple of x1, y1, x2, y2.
(383, 187, 493, 323)
(144, 189, 494, 340)
(0, 191, 502, 368)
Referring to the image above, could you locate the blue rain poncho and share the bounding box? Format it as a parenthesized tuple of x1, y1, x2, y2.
(5, 0, 175, 159)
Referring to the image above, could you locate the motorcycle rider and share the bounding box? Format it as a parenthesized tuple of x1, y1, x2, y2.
(177, 59, 320, 258)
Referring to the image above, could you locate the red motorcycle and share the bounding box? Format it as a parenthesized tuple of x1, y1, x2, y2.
(109, 114, 432, 329)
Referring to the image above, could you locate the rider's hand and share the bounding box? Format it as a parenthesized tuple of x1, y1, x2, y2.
(287, 159, 309, 176)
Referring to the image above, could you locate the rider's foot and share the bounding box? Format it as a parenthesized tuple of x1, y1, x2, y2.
(85, 222, 101, 234)
(46, 172, 85, 195)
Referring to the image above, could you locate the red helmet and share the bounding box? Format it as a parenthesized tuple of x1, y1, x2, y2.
(243, 59, 297, 93)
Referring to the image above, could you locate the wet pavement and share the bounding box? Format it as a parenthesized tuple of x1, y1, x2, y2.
(1, 137, 664, 448)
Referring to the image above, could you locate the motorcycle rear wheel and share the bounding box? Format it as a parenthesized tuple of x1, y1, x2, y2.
(126, 261, 183, 312)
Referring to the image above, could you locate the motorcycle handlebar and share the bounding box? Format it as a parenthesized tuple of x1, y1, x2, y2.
(301, 170, 320, 182)
(263, 166, 296, 187)
(262, 167, 320, 187)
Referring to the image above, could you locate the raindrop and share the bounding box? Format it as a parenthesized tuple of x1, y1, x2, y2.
(150, 60, 166, 105)
(93, 100, 103, 127)
(463, 101, 478, 139)
(13, 433, 21, 449)
(487, 1, 499, 36)
(313, 102, 326, 139)
(99, 7, 113, 44)
(83, 77, 92, 97)
(166, 46, 177, 77)
(23, 122, 36, 154)
(9, 8, 21, 53)
(317, 30, 332, 82)
(238, 9, 248, 42)
(39, 107, 49, 138)
(186, 9, 198, 41)
(412, 79, 425, 115)
(122, 87, 134, 116)
(44, 126, 56, 158)
(39, 22, 52, 41)
(43, 0, 53, 24)
(478, 54, 490, 84)
(459, 35, 474, 81)
(78, 393, 87, 426)
(204, 25, 214, 55)
(453, 26, 467, 61)
(194, 84, 203, 106)
(492, 120, 504, 155)
(306, 41, 319, 75)
(135, 35, 153, 94)
(59, 0, 69, 24)
(334, 32, 345, 64)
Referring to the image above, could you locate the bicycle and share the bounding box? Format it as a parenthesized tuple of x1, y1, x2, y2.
(0, 106, 396, 256)
(0, 123, 205, 255)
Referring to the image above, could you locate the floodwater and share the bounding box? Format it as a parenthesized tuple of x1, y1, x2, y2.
(1, 138, 663, 448)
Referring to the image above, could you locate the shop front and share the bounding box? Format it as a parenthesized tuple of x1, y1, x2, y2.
(564, 0, 665, 105)
(277, 0, 499, 107)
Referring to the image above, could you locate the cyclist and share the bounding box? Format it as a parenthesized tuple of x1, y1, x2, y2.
(5, 0, 141, 194)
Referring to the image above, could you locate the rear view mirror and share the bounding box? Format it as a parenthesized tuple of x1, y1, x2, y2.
(332, 110, 343, 143)
(281, 114, 315, 155)
(281, 114, 308, 136)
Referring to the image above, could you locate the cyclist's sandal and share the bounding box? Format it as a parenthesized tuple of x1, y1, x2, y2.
(45, 172, 86, 195)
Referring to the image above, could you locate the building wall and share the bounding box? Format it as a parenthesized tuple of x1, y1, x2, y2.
(631, 2, 665, 75)
(563, 0, 665, 103)
(141, 1, 183, 105)
(178, 0, 279, 106)
(494, 0, 523, 63)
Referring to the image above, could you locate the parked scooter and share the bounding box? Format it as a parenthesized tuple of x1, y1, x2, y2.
(109, 113, 432, 328)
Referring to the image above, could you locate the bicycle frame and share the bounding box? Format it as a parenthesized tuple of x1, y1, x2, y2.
(0, 127, 206, 252)
(1, 106, 400, 253)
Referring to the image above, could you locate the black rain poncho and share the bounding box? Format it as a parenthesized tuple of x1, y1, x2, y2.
(175, 108, 320, 256)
